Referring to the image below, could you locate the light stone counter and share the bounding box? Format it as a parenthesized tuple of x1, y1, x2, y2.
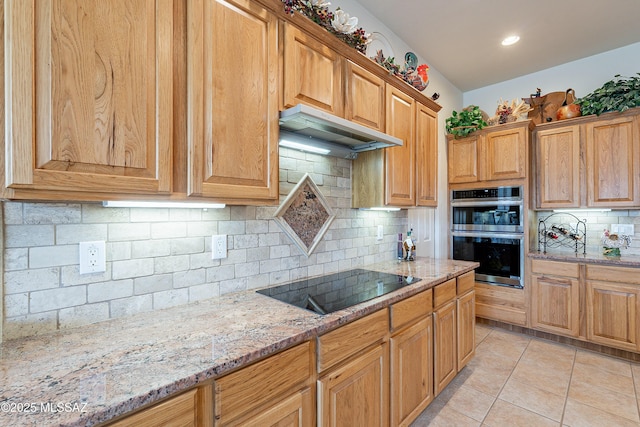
(0, 258, 477, 427)
(529, 250, 640, 268)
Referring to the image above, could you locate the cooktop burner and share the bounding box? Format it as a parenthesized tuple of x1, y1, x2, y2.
(257, 268, 421, 315)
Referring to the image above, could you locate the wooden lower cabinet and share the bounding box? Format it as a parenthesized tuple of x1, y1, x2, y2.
(585, 264, 640, 352)
(457, 289, 476, 370)
(318, 343, 389, 427)
(390, 317, 433, 427)
(530, 259, 580, 337)
(528, 260, 640, 354)
(389, 289, 434, 427)
(107, 386, 212, 427)
(433, 299, 457, 395)
(213, 342, 313, 426)
(236, 388, 314, 427)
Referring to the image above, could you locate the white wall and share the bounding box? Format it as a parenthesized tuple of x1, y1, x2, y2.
(464, 42, 640, 114)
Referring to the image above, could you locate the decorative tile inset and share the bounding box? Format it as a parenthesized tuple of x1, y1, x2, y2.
(274, 173, 335, 256)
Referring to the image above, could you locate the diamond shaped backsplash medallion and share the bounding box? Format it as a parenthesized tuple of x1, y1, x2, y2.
(274, 173, 335, 256)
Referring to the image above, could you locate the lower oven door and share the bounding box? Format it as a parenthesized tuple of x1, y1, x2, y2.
(451, 232, 524, 289)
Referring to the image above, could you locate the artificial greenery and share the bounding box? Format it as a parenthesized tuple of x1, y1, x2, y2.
(575, 73, 640, 116)
(445, 106, 488, 137)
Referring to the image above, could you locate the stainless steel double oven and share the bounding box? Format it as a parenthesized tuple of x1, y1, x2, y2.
(450, 186, 524, 289)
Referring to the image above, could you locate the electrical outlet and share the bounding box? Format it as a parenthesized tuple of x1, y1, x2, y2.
(612, 224, 634, 235)
(212, 235, 227, 259)
(79, 241, 106, 274)
(376, 225, 384, 241)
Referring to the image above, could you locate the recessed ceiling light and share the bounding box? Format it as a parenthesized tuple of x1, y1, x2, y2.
(501, 35, 520, 46)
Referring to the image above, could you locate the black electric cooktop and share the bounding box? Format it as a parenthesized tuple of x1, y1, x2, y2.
(257, 269, 421, 315)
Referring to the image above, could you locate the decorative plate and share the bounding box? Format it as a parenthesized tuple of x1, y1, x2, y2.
(274, 174, 335, 257)
(366, 32, 395, 61)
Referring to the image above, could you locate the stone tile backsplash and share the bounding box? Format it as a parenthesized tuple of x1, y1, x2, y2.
(2, 148, 407, 340)
(533, 210, 640, 255)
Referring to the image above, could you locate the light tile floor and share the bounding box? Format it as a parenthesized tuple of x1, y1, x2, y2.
(411, 323, 640, 426)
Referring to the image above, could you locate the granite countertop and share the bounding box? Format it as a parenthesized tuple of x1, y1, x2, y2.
(528, 250, 640, 267)
(0, 258, 477, 427)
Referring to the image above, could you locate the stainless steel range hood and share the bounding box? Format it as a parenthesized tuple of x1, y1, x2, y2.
(279, 104, 402, 159)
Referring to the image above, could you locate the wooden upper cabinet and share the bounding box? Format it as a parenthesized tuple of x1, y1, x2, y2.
(535, 125, 581, 209)
(483, 125, 527, 181)
(344, 61, 385, 131)
(447, 135, 480, 184)
(282, 22, 344, 116)
(416, 103, 438, 206)
(4, 0, 173, 197)
(385, 85, 416, 206)
(447, 120, 532, 185)
(187, 0, 279, 202)
(585, 114, 640, 207)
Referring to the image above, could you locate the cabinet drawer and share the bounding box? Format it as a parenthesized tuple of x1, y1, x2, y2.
(586, 265, 640, 285)
(390, 289, 432, 330)
(318, 309, 388, 372)
(531, 259, 579, 278)
(214, 342, 312, 424)
(109, 388, 202, 427)
(433, 279, 456, 309)
(457, 271, 475, 295)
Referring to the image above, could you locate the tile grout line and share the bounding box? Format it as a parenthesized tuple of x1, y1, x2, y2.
(478, 327, 533, 426)
(630, 360, 640, 424)
(558, 346, 578, 426)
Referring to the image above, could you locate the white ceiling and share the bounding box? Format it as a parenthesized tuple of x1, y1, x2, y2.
(361, 0, 640, 92)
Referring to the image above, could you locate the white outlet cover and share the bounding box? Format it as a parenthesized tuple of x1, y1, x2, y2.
(79, 241, 106, 275)
(376, 225, 384, 241)
(612, 224, 634, 235)
(212, 235, 227, 259)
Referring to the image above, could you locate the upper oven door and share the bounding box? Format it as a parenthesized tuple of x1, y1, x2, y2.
(451, 201, 523, 233)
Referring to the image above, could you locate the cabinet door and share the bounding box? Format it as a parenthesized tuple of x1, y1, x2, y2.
(447, 135, 479, 184)
(416, 103, 438, 207)
(282, 23, 343, 116)
(433, 300, 457, 395)
(318, 343, 389, 427)
(483, 126, 527, 181)
(4, 0, 173, 197)
(457, 290, 475, 371)
(531, 274, 579, 337)
(585, 115, 640, 207)
(390, 317, 433, 427)
(345, 62, 385, 131)
(586, 280, 640, 352)
(187, 0, 279, 202)
(232, 388, 314, 427)
(535, 126, 581, 208)
(385, 86, 416, 206)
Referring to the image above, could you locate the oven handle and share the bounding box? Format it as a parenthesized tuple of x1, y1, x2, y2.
(450, 199, 523, 207)
(451, 231, 524, 240)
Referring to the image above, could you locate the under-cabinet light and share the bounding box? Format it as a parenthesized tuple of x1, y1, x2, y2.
(359, 207, 402, 212)
(103, 201, 226, 209)
(552, 208, 611, 213)
(279, 139, 331, 155)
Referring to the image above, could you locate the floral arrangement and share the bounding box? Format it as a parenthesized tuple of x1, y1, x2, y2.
(601, 229, 632, 257)
(282, 0, 369, 53)
(487, 98, 532, 126)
